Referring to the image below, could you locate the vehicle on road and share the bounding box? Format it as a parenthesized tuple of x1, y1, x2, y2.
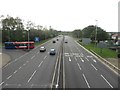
(65, 40, 68, 43)
(4, 42, 35, 49)
(52, 40, 56, 43)
(56, 38, 59, 41)
(40, 46, 46, 52)
(49, 48, 56, 55)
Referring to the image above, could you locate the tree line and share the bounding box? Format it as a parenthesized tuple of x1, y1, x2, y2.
(0, 15, 59, 42)
(72, 25, 109, 43)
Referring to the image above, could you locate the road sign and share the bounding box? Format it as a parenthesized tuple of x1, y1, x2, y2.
(34, 37, 40, 42)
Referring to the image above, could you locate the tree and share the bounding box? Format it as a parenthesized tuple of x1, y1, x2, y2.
(82, 25, 95, 38)
(2, 16, 24, 42)
(72, 29, 82, 38)
(90, 27, 109, 42)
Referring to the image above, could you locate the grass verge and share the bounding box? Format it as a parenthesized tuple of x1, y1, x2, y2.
(77, 41, 118, 58)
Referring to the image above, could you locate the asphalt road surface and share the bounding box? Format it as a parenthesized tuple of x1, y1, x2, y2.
(1, 35, 119, 89)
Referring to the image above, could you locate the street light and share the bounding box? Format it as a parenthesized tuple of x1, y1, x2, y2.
(95, 20, 98, 46)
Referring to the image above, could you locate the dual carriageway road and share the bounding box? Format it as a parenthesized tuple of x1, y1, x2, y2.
(0, 35, 119, 89)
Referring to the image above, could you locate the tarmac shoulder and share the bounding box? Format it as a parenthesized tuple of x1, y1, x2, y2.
(0, 53, 11, 68)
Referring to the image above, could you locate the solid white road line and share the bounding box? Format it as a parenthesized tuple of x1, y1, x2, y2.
(38, 61, 43, 68)
(101, 74, 113, 88)
(77, 63, 81, 70)
(44, 55, 47, 59)
(83, 74, 90, 88)
(91, 64, 98, 71)
(0, 82, 4, 86)
(31, 55, 35, 59)
(28, 70, 37, 83)
(7, 75, 12, 80)
(85, 57, 89, 61)
(56, 53, 61, 88)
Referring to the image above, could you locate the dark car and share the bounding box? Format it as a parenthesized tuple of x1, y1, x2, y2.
(53, 40, 56, 43)
(40, 46, 46, 52)
(50, 49, 56, 55)
(56, 39, 59, 41)
(65, 40, 68, 43)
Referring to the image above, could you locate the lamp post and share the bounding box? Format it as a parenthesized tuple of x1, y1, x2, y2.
(95, 20, 98, 46)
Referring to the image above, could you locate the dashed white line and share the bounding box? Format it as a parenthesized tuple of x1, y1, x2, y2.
(31, 55, 35, 59)
(85, 57, 89, 61)
(19, 67, 22, 70)
(7, 75, 12, 80)
(80, 57, 84, 62)
(28, 70, 37, 83)
(14, 70, 17, 74)
(83, 74, 90, 88)
(26, 61, 29, 63)
(101, 74, 113, 88)
(36, 52, 39, 54)
(77, 63, 81, 70)
(38, 61, 43, 67)
(93, 59, 97, 63)
(91, 64, 98, 71)
(23, 63, 26, 66)
(44, 55, 47, 59)
(69, 57, 71, 62)
(74, 57, 77, 61)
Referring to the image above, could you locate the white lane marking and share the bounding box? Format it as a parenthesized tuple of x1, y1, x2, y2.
(0, 82, 4, 86)
(93, 59, 97, 63)
(7, 75, 12, 79)
(85, 57, 89, 61)
(44, 55, 47, 59)
(56, 53, 62, 88)
(31, 55, 35, 59)
(69, 57, 71, 62)
(80, 53, 84, 57)
(26, 61, 29, 63)
(83, 74, 90, 88)
(37, 52, 39, 54)
(38, 61, 43, 67)
(14, 70, 18, 74)
(23, 63, 26, 66)
(56, 84, 59, 88)
(91, 64, 98, 71)
(0, 53, 2, 55)
(77, 63, 81, 70)
(19, 67, 22, 70)
(74, 57, 77, 61)
(101, 75, 113, 88)
(80, 57, 84, 62)
(14, 58, 18, 62)
(28, 70, 37, 83)
(87, 56, 93, 58)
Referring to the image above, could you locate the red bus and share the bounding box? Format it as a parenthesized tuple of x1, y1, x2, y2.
(4, 41, 35, 49)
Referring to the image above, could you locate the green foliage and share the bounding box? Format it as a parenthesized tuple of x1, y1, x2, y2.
(1, 15, 59, 42)
(82, 25, 109, 42)
(72, 29, 82, 38)
(78, 41, 117, 58)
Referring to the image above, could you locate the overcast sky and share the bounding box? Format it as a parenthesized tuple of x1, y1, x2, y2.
(0, 0, 119, 32)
